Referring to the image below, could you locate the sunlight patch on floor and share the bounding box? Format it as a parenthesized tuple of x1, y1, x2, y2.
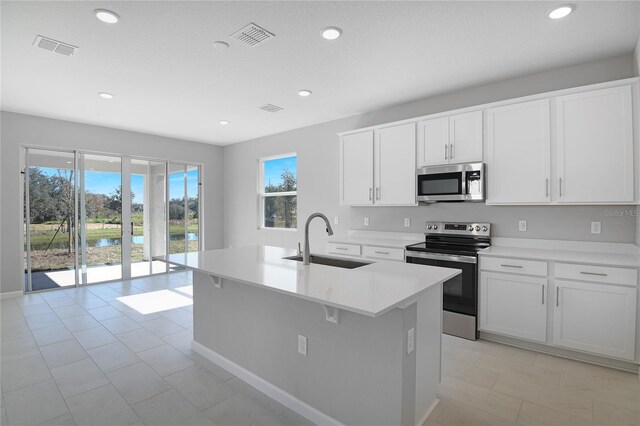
(117, 289, 193, 314)
(173, 285, 193, 296)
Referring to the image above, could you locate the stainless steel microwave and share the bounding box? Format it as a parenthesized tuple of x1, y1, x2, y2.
(417, 163, 485, 203)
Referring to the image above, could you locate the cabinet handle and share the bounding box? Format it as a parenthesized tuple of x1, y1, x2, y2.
(335, 247, 348, 251)
(368, 188, 372, 201)
(559, 178, 563, 197)
(580, 271, 608, 277)
(500, 264, 523, 269)
(556, 286, 559, 307)
(450, 143, 454, 159)
(444, 145, 448, 160)
(376, 187, 380, 200)
(374, 251, 389, 255)
(542, 285, 545, 305)
(545, 178, 549, 197)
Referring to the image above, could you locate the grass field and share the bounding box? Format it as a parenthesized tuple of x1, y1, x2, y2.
(26, 219, 199, 272)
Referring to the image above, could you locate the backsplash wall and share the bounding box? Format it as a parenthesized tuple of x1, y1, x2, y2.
(350, 204, 638, 243)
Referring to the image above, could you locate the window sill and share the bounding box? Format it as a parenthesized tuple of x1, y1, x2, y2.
(259, 227, 298, 232)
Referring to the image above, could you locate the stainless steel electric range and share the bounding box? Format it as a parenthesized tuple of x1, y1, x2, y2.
(405, 222, 491, 340)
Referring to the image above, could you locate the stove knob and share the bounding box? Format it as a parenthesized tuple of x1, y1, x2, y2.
(475, 226, 480, 231)
(433, 225, 438, 230)
(467, 225, 473, 231)
(427, 225, 432, 230)
(482, 226, 488, 232)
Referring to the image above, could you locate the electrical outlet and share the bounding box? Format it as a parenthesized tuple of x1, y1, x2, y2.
(591, 221, 601, 234)
(334, 216, 339, 225)
(297, 334, 307, 356)
(363, 217, 369, 226)
(518, 220, 527, 232)
(407, 328, 415, 354)
(404, 218, 411, 227)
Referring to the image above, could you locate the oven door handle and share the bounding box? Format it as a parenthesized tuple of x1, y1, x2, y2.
(405, 251, 477, 264)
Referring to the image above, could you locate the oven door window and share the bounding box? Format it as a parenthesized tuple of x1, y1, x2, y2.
(417, 172, 462, 196)
(439, 260, 477, 316)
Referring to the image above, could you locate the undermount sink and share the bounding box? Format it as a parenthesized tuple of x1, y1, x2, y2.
(283, 254, 370, 269)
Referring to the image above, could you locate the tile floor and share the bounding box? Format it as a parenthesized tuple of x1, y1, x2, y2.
(1, 271, 638, 425)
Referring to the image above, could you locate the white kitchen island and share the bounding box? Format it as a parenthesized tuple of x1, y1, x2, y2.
(157, 246, 460, 426)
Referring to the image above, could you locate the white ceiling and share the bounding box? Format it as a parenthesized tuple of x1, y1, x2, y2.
(2, 1, 639, 146)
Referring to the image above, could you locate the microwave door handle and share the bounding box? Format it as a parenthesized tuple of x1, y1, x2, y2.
(461, 174, 467, 198)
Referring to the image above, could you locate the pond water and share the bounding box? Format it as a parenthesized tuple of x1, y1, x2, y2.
(31, 233, 198, 251)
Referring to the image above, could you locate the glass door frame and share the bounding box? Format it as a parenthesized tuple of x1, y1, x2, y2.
(22, 145, 203, 293)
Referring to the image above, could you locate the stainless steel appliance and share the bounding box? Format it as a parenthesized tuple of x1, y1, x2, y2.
(405, 222, 491, 340)
(416, 162, 485, 203)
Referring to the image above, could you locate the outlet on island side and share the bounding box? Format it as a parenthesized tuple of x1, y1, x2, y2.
(591, 221, 601, 234)
(518, 220, 527, 232)
(297, 334, 307, 356)
(404, 218, 411, 227)
(364, 217, 369, 226)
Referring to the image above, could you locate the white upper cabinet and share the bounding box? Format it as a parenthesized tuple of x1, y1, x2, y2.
(486, 99, 551, 204)
(555, 85, 634, 203)
(449, 111, 483, 164)
(417, 111, 483, 167)
(340, 130, 374, 205)
(375, 123, 417, 206)
(340, 123, 416, 206)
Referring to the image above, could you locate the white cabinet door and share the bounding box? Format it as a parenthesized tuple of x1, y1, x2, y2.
(375, 123, 417, 206)
(479, 272, 547, 343)
(486, 99, 551, 204)
(449, 111, 483, 164)
(340, 131, 374, 205)
(555, 85, 634, 203)
(553, 280, 637, 360)
(417, 116, 448, 166)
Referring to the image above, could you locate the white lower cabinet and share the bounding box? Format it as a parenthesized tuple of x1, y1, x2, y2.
(479, 272, 547, 343)
(553, 280, 637, 360)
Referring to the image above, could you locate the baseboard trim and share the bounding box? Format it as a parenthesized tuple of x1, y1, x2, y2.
(0, 291, 23, 300)
(191, 340, 343, 426)
(416, 398, 439, 426)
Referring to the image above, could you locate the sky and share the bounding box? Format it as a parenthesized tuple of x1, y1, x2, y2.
(40, 167, 198, 204)
(263, 155, 297, 188)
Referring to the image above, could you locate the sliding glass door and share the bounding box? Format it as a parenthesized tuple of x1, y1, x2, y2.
(131, 159, 168, 277)
(24, 149, 201, 292)
(24, 149, 77, 292)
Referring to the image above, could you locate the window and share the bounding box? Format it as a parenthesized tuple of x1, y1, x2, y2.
(259, 154, 297, 229)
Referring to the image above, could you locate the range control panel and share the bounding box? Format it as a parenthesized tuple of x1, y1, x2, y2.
(425, 221, 491, 236)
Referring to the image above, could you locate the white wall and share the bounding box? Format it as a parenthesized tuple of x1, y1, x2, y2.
(223, 54, 638, 251)
(0, 111, 224, 294)
(635, 34, 640, 247)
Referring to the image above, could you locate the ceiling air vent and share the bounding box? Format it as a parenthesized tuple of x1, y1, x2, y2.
(230, 22, 275, 47)
(259, 104, 284, 113)
(33, 35, 78, 56)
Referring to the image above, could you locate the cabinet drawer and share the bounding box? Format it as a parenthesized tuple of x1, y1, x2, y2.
(555, 263, 638, 287)
(362, 245, 405, 261)
(481, 256, 547, 276)
(326, 242, 361, 256)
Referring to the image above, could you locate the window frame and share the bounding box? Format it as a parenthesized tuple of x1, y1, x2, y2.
(257, 152, 297, 231)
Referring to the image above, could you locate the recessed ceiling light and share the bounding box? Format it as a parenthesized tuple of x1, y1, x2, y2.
(212, 41, 230, 50)
(298, 90, 312, 97)
(98, 92, 113, 99)
(66, 161, 72, 164)
(94, 9, 120, 24)
(219, 120, 230, 125)
(547, 4, 575, 19)
(321, 27, 342, 40)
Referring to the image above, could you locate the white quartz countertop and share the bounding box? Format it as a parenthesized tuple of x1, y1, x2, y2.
(156, 246, 459, 317)
(480, 245, 640, 268)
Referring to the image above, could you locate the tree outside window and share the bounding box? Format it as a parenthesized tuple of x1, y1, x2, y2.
(259, 154, 297, 229)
